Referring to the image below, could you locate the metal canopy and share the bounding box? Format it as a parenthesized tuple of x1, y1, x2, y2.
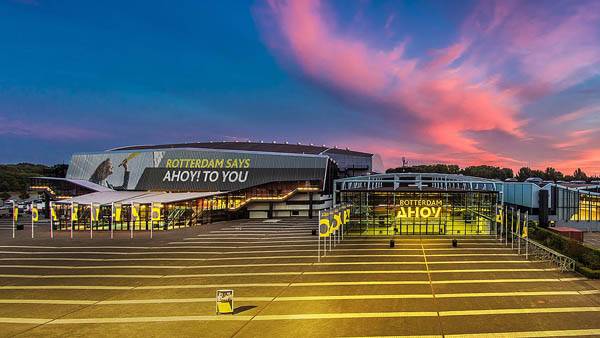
(56, 191, 223, 205)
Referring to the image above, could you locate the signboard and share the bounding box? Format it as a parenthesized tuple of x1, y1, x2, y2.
(151, 203, 161, 221)
(71, 203, 79, 221)
(66, 149, 327, 192)
(51, 204, 58, 221)
(216, 290, 234, 314)
(332, 207, 342, 231)
(396, 199, 443, 218)
(113, 203, 122, 221)
(90, 203, 100, 222)
(131, 203, 140, 221)
(496, 205, 503, 223)
(31, 204, 39, 222)
(319, 211, 330, 237)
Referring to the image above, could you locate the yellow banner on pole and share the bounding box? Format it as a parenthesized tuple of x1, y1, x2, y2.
(32, 205, 39, 222)
(151, 203, 161, 221)
(113, 204, 122, 221)
(13, 203, 18, 222)
(91, 203, 100, 222)
(72, 203, 78, 221)
(319, 211, 330, 237)
(132, 203, 140, 221)
(51, 204, 58, 221)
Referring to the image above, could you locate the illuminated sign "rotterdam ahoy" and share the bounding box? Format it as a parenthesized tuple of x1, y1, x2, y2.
(396, 200, 443, 218)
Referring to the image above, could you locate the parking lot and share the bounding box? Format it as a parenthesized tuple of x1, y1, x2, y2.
(0, 219, 599, 337)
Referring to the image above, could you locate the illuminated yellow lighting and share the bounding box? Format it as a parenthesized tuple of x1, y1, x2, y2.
(228, 187, 320, 211)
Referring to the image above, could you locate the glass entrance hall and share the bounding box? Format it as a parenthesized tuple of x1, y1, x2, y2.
(334, 173, 503, 236)
(341, 190, 499, 236)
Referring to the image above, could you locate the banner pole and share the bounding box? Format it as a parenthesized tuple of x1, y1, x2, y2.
(510, 208, 514, 250)
(505, 206, 508, 246)
(517, 211, 521, 255)
(70, 202, 74, 240)
(111, 202, 114, 240)
(525, 211, 529, 260)
(31, 202, 34, 239)
(90, 203, 93, 240)
(50, 202, 53, 239)
(318, 211, 320, 263)
(12, 202, 15, 239)
(131, 203, 134, 240)
(329, 208, 332, 252)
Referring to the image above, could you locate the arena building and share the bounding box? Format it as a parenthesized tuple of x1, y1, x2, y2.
(30, 141, 383, 231)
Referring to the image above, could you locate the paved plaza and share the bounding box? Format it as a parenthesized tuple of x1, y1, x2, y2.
(0, 219, 599, 337)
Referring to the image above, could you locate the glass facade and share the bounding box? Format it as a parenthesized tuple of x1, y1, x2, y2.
(557, 187, 600, 222)
(51, 181, 321, 231)
(341, 190, 499, 236)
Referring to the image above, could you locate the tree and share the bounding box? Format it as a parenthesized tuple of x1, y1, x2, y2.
(573, 168, 588, 182)
(515, 167, 533, 181)
(18, 191, 30, 200)
(0, 192, 9, 203)
(543, 167, 563, 182)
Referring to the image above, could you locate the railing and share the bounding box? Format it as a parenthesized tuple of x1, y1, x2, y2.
(514, 235, 576, 272)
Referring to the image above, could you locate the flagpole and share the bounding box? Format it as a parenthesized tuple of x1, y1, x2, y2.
(111, 202, 114, 240)
(511, 207, 514, 250)
(525, 211, 529, 260)
(130, 203, 134, 240)
(50, 202, 54, 239)
(517, 211, 521, 255)
(318, 210, 321, 263)
(31, 202, 34, 239)
(151, 203, 154, 240)
(505, 205, 508, 246)
(90, 203, 93, 240)
(12, 201, 16, 239)
(70, 202, 74, 240)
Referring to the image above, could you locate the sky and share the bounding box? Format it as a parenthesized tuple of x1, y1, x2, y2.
(1, 0, 599, 175)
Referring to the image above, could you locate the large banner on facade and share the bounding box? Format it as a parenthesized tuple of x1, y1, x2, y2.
(67, 149, 328, 192)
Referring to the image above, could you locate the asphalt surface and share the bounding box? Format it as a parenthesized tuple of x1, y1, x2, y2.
(0, 219, 599, 338)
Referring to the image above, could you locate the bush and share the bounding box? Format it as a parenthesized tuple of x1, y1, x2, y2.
(530, 225, 600, 279)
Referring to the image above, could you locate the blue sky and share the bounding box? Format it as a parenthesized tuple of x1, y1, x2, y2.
(1, 0, 599, 174)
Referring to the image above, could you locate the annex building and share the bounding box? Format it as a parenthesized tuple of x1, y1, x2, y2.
(30, 141, 383, 231)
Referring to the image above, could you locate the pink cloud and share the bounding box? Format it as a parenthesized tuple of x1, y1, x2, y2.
(553, 105, 600, 123)
(256, 0, 600, 173)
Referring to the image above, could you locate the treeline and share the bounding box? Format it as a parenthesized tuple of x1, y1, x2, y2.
(0, 163, 68, 193)
(386, 164, 599, 182)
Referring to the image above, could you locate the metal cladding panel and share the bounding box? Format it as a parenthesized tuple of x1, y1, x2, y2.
(67, 149, 328, 192)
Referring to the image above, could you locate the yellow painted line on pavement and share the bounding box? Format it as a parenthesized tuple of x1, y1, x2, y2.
(0, 263, 312, 269)
(0, 250, 317, 256)
(275, 295, 432, 301)
(580, 290, 600, 295)
(253, 312, 438, 320)
(435, 291, 582, 298)
(430, 268, 555, 273)
(0, 261, 535, 270)
(0, 317, 50, 324)
(434, 278, 587, 284)
(0, 283, 289, 290)
(0, 299, 96, 305)
(98, 297, 273, 304)
(0, 285, 135, 290)
(445, 328, 600, 337)
(291, 281, 430, 286)
(333, 248, 510, 252)
(4, 307, 600, 325)
(50, 315, 252, 324)
(290, 278, 587, 287)
(440, 306, 600, 316)
(163, 271, 301, 278)
(0, 274, 165, 279)
(136, 283, 289, 289)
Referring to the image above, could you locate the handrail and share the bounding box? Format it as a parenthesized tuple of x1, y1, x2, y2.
(513, 234, 576, 272)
